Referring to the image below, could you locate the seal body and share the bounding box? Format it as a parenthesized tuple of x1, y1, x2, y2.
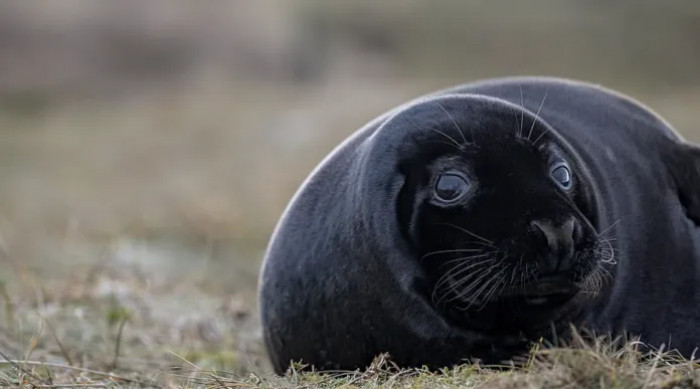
(259, 77, 700, 374)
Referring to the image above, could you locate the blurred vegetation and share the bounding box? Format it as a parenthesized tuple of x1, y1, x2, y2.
(0, 1, 699, 387)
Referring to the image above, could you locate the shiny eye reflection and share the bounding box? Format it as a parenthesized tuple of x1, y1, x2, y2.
(434, 172, 470, 203)
(551, 163, 572, 190)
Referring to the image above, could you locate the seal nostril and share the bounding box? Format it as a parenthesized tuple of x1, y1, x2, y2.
(530, 220, 558, 251)
(531, 217, 577, 272)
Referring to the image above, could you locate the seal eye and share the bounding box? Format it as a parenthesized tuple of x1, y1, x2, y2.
(434, 172, 470, 203)
(551, 163, 572, 190)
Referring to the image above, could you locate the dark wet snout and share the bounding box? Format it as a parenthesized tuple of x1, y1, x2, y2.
(531, 217, 581, 273)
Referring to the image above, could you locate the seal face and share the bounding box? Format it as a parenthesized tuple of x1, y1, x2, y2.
(259, 77, 700, 374)
(395, 101, 609, 334)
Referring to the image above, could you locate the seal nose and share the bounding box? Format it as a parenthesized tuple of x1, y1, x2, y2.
(530, 217, 579, 272)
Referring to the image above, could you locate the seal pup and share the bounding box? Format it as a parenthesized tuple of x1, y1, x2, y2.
(259, 77, 700, 373)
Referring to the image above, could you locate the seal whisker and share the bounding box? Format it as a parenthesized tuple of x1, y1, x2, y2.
(599, 237, 617, 265)
(596, 218, 622, 238)
(579, 275, 594, 296)
(457, 240, 499, 250)
(428, 128, 465, 151)
(433, 258, 495, 298)
(598, 265, 613, 283)
(461, 275, 500, 310)
(520, 260, 528, 288)
(531, 126, 550, 146)
(519, 84, 525, 139)
(598, 266, 608, 291)
(524, 263, 538, 286)
(485, 261, 509, 300)
(425, 140, 470, 150)
(508, 262, 519, 286)
(456, 264, 508, 310)
(421, 248, 484, 260)
(441, 254, 495, 269)
(434, 223, 495, 245)
(512, 110, 522, 139)
(435, 101, 471, 146)
(595, 272, 603, 294)
(436, 257, 495, 288)
(527, 88, 549, 141)
(405, 114, 464, 152)
(448, 256, 506, 301)
(439, 252, 495, 266)
(478, 271, 507, 310)
(434, 266, 489, 306)
(449, 269, 496, 306)
(579, 264, 613, 296)
(440, 264, 495, 303)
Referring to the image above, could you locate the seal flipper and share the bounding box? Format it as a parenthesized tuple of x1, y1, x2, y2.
(668, 142, 700, 225)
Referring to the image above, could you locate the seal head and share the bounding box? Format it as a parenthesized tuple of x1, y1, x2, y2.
(394, 95, 609, 335)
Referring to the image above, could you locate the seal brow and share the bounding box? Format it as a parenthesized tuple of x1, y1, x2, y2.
(435, 101, 472, 146)
(527, 87, 549, 141)
(431, 129, 464, 151)
(405, 113, 464, 151)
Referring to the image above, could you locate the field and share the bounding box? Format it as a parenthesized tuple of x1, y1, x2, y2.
(1, 1, 700, 388)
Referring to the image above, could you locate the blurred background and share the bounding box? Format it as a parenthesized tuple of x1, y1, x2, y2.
(0, 0, 699, 376)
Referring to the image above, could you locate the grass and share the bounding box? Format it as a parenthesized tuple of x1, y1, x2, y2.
(1, 244, 699, 388)
(2, 327, 699, 388)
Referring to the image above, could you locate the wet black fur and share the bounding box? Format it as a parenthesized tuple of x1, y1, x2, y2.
(259, 77, 700, 374)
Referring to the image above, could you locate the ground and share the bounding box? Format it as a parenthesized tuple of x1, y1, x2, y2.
(0, 253, 700, 389)
(2, 242, 700, 388)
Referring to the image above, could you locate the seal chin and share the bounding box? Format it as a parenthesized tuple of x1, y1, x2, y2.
(509, 274, 580, 307)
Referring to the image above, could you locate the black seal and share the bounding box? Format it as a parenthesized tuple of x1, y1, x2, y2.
(259, 77, 700, 373)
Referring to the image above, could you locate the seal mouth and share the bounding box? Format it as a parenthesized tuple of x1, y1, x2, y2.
(503, 274, 580, 306)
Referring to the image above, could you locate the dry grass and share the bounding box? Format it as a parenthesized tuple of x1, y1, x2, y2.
(2, 241, 699, 388)
(3, 311, 700, 389)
